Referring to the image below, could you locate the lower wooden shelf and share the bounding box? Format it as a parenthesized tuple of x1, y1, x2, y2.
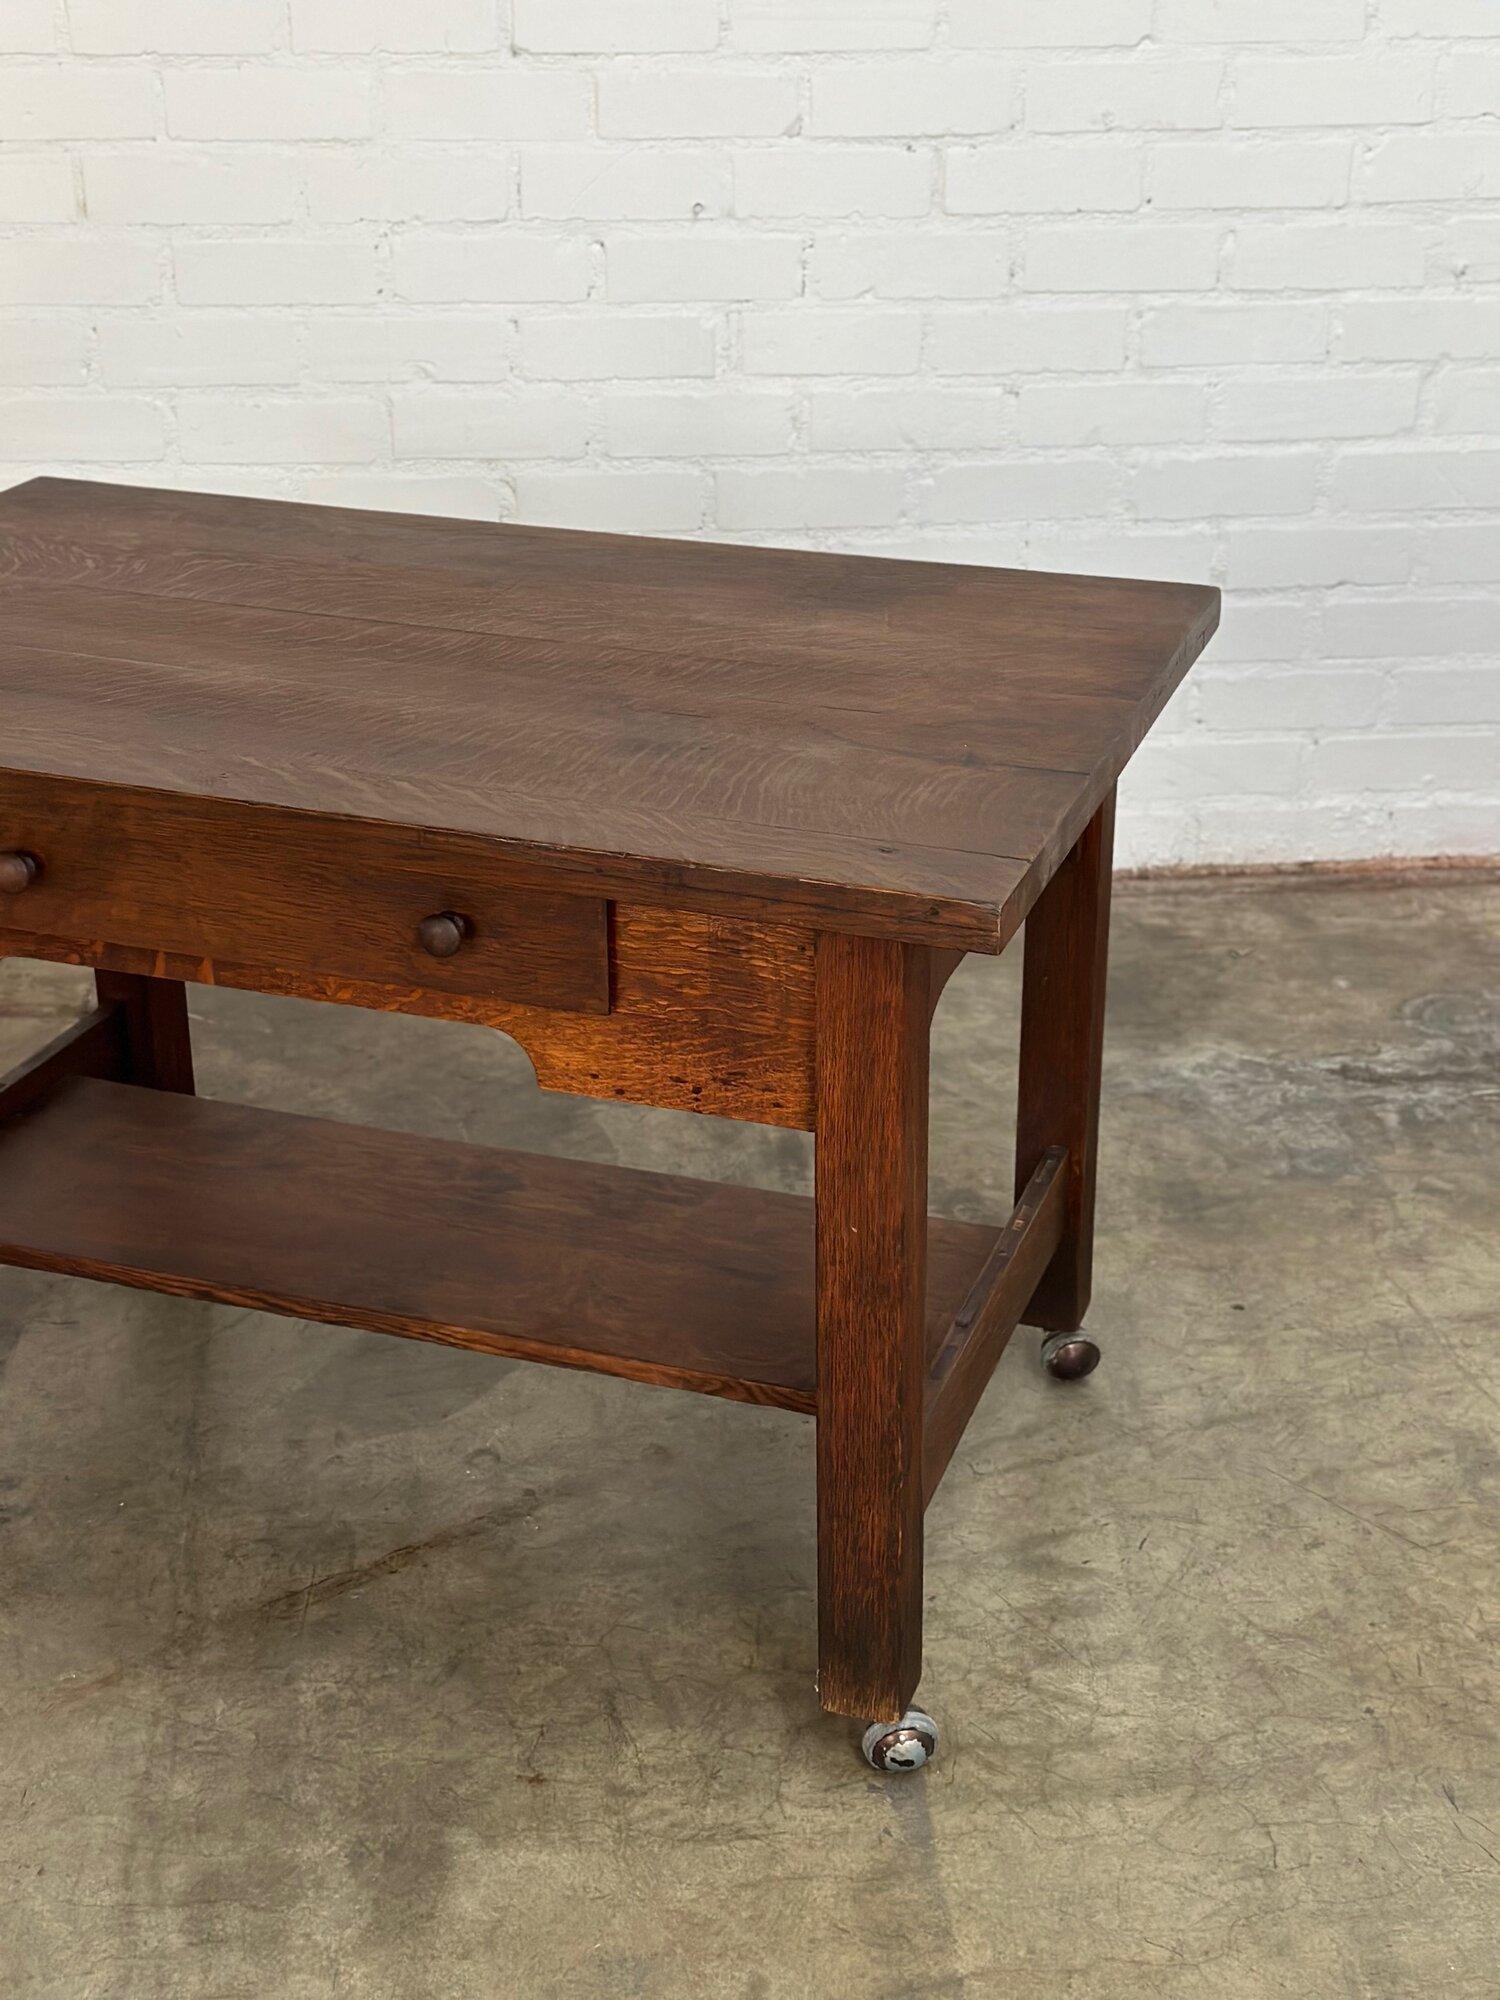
(0, 1077, 999, 1412)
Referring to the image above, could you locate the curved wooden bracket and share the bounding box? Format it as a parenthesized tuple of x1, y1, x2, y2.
(2, 906, 817, 1128)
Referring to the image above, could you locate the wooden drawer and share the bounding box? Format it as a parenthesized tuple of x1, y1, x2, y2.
(0, 772, 610, 1015)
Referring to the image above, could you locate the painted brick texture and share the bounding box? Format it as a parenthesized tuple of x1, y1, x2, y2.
(1, 0, 1496, 865)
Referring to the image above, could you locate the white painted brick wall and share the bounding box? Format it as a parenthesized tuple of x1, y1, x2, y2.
(1, 1, 1495, 867)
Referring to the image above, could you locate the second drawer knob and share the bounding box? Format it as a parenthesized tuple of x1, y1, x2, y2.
(417, 911, 473, 959)
(0, 851, 41, 893)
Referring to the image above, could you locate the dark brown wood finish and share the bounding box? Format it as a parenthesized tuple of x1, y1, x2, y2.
(923, 1147, 1067, 1505)
(0, 1004, 129, 1123)
(94, 970, 195, 1094)
(0, 476, 1220, 1739)
(0, 771, 610, 1017)
(3, 905, 817, 1128)
(0, 477, 1219, 953)
(815, 933, 931, 1723)
(1016, 792, 1117, 1332)
(0, 1076, 998, 1413)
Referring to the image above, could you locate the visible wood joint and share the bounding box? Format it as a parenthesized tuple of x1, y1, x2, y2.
(0, 1004, 129, 1125)
(922, 1147, 1068, 1506)
(95, 970, 195, 1094)
(5, 906, 814, 1129)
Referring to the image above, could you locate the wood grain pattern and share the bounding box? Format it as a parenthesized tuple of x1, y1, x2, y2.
(3, 904, 817, 1128)
(0, 477, 1217, 1731)
(0, 477, 1220, 953)
(94, 970, 195, 1094)
(923, 1147, 1067, 1506)
(1, 770, 610, 1017)
(0, 1075, 997, 1413)
(0, 481, 1222, 703)
(1016, 792, 1116, 1332)
(815, 932, 930, 1723)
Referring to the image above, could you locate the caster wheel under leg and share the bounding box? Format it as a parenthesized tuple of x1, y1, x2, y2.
(1041, 1330, 1101, 1381)
(861, 1708, 939, 1773)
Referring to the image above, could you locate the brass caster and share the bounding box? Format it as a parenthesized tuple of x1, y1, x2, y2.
(1041, 1330, 1101, 1381)
(861, 1708, 939, 1773)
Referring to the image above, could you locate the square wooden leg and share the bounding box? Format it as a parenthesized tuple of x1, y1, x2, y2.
(94, 971, 195, 1095)
(1016, 790, 1115, 1332)
(814, 933, 930, 1723)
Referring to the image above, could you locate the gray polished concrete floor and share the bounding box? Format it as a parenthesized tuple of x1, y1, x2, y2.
(1, 872, 1496, 1999)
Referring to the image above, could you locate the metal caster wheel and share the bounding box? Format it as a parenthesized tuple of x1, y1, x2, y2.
(861, 1708, 939, 1773)
(1041, 1330, 1101, 1381)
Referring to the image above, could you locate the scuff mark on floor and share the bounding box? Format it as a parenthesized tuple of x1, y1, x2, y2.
(41, 1664, 123, 1712)
(256, 1508, 506, 1624)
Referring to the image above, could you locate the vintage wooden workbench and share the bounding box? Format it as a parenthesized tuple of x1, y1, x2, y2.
(0, 477, 1217, 1771)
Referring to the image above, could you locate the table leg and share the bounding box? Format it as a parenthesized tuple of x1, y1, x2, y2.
(95, 971, 196, 1094)
(1016, 789, 1115, 1333)
(814, 933, 929, 1723)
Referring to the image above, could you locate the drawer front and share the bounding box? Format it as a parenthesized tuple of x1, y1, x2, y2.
(0, 773, 610, 1014)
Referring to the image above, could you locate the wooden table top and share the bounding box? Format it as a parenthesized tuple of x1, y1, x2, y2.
(0, 477, 1217, 951)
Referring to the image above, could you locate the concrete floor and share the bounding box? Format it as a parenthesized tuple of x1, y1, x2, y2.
(1, 872, 1497, 1999)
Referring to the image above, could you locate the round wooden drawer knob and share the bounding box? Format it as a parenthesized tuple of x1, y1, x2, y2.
(417, 911, 473, 958)
(0, 851, 41, 893)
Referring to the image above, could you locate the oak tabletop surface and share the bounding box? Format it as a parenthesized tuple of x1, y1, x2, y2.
(0, 477, 1218, 950)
